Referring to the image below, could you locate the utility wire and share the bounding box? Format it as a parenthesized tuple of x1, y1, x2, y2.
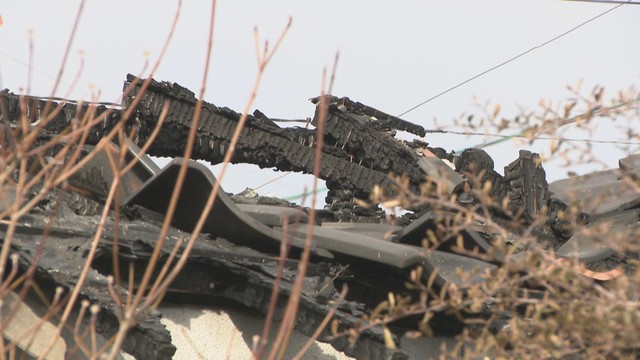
(227, 0, 638, 199)
(563, 0, 640, 4)
(253, 172, 292, 191)
(285, 187, 328, 201)
(396, 0, 632, 118)
(450, 131, 640, 146)
(473, 97, 640, 149)
(16, 94, 123, 108)
(278, 2, 636, 199)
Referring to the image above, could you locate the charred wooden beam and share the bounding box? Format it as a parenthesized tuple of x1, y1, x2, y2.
(313, 96, 427, 137)
(311, 101, 425, 186)
(0, 90, 131, 147)
(122, 74, 396, 199)
(504, 150, 549, 220)
(0, 79, 460, 206)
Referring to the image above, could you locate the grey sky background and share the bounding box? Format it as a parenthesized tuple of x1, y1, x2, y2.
(1, 1, 639, 206)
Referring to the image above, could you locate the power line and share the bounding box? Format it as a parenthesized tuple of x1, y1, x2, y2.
(285, 187, 328, 201)
(563, 0, 640, 4)
(441, 130, 640, 146)
(0, 50, 100, 100)
(473, 97, 640, 149)
(420, 96, 640, 148)
(396, 0, 633, 118)
(253, 171, 292, 190)
(20, 94, 123, 108)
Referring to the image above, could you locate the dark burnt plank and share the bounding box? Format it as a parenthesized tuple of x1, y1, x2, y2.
(0, 201, 176, 359)
(122, 75, 396, 198)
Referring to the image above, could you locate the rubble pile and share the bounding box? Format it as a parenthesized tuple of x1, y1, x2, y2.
(0, 76, 638, 359)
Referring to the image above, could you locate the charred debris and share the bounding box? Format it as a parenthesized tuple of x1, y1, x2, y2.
(0, 74, 639, 359)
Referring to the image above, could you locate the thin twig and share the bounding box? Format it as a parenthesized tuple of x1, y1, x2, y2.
(269, 50, 338, 360)
(37, 160, 121, 359)
(142, 13, 292, 313)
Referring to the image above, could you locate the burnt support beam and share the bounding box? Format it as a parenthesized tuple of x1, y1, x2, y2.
(122, 75, 397, 200)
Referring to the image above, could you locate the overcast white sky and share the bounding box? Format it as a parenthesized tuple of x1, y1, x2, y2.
(1, 1, 639, 204)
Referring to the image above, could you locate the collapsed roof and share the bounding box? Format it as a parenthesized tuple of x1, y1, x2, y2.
(0, 75, 639, 359)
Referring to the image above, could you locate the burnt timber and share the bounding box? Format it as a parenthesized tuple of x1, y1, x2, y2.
(122, 75, 397, 203)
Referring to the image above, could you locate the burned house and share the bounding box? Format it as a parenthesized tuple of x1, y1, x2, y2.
(0, 75, 638, 359)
